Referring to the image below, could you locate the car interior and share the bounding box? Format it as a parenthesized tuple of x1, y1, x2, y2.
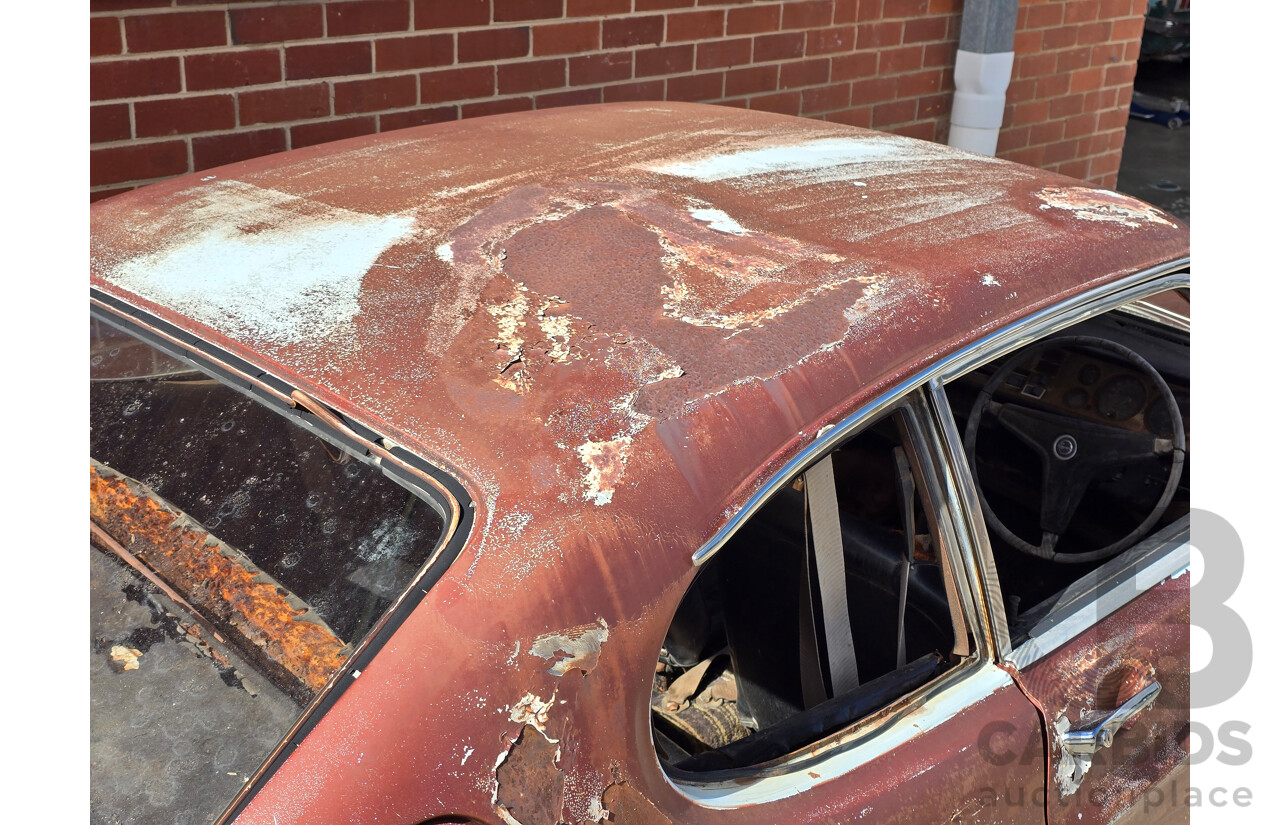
(650, 289, 1190, 776)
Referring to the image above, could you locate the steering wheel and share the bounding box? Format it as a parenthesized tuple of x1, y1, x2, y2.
(962, 335, 1186, 563)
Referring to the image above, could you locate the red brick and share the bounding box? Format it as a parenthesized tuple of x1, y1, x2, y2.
(902, 16, 946, 43)
(602, 15, 663, 47)
(536, 87, 602, 108)
(720, 97, 750, 109)
(832, 51, 877, 81)
(1005, 77, 1035, 103)
(1057, 159, 1089, 180)
(1003, 145, 1045, 168)
(827, 104, 872, 127)
(1063, 112, 1099, 138)
(1029, 119, 1065, 145)
(135, 94, 234, 137)
(635, 44, 694, 76)
(858, 21, 903, 49)
(499, 58, 567, 94)
(1098, 0, 1133, 21)
(1011, 99, 1050, 126)
(1089, 152, 1121, 179)
(334, 75, 417, 114)
(1041, 25, 1078, 50)
(459, 27, 531, 61)
(1056, 46, 1091, 73)
(570, 52, 632, 85)
(91, 57, 180, 100)
(726, 64, 778, 97)
(289, 117, 377, 149)
(873, 98, 916, 126)
(1104, 62, 1137, 87)
(1064, 0, 1101, 24)
(91, 17, 122, 57)
(532, 21, 599, 55)
(1077, 22, 1111, 45)
(231, 4, 323, 44)
(1035, 74, 1069, 99)
(495, 0, 564, 22)
(1069, 67, 1105, 93)
(603, 79, 665, 102)
(850, 74, 897, 103)
(916, 90, 949, 117)
(856, 0, 884, 20)
(668, 71, 724, 101)
(892, 121, 936, 141)
(754, 32, 805, 62)
(668, 10, 723, 42)
(421, 66, 495, 103)
(634, 0, 694, 9)
(285, 42, 372, 81)
(880, 44, 923, 74)
(327, 1, 410, 36)
(833, 0, 858, 24)
(780, 58, 829, 89)
(568, 0, 629, 14)
(1027, 4, 1063, 29)
(883, 0, 928, 16)
(238, 84, 330, 125)
(381, 105, 458, 131)
(749, 91, 802, 115)
(90, 103, 131, 143)
(415, 0, 490, 29)
(802, 81, 850, 113)
(376, 34, 453, 71)
(91, 0, 168, 11)
(996, 125, 1030, 153)
(92, 140, 187, 186)
(727, 4, 780, 36)
(1042, 138, 1079, 166)
(1082, 87, 1118, 111)
(783, 1, 833, 30)
(806, 26, 856, 56)
(1017, 52, 1056, 79)
(1114, 83, 1133, 108)
(1049, 93, 1084, 119)
(927, 0, 961, 11)
(897, 68, 941, 96)
(1013, 30, 1041, 55)
(123, 12, 226, 53)
(462, 97, 534, 118)
(1123, 41, 1140, 61)
(192, 128, 286, 170)
(1098, 107, 1128, 131)
(697, 38, 752, 69)
(1090, 43, 1125, 67)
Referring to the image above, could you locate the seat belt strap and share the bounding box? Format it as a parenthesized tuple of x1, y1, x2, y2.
(804, 455, 860, 695)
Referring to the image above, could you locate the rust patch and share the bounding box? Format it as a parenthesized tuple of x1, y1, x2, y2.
(530, 619, 609, 677)
(1035, 186, 1176, 228)
(575, 436, 633, 506)
(89, 460, 348, 697)
(495, 725, 565, 825)
(600, 781, 671, 825)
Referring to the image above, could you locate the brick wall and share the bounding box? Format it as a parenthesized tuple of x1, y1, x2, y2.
(89, 0, 1147, 201)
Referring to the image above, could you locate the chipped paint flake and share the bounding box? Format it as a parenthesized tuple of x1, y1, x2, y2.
(1036, 185, 1176, 228)
(530, 618, 609, 676)
(646, 136, 913, 183)
(435, 242, 453, 263)
(576, 436, 633, 506)
(687, 207, 748, 235)
(509, 692, 557, 739)
(980, 273, 1000, 287)
(102, 180, 416, 347)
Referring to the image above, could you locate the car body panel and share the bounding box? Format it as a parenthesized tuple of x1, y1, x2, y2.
(87, 103, 1191, 825)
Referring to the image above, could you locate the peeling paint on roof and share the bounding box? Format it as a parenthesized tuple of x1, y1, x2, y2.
(1035, 185, 1176, 228)
(644, 136, 915, 183)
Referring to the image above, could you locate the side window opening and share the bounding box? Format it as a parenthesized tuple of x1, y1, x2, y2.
(939, 290, 1190, 645)
(653, 405, 967, 774)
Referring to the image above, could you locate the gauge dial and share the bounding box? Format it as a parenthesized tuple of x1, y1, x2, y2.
(1095, 375, 1146, 421)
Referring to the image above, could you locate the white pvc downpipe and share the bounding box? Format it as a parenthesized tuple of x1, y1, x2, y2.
(947, 0, 1018, 157)
(949, 50, 1015, 156)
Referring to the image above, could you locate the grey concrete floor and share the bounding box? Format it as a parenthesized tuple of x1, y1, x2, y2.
(1115, 61, 1191, 223)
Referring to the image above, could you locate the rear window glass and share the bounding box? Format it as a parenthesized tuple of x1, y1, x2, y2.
(90, 316, 447, 825)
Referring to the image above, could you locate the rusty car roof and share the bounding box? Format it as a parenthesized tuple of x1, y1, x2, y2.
(90, 102, 1189, 594)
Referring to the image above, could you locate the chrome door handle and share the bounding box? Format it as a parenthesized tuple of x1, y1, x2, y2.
(1061, 681, 1161, 756)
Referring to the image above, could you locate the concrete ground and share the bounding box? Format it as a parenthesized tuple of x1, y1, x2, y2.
(1115, 60, 1191, 223)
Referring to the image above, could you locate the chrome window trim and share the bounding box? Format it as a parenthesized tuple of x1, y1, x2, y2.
(690, 257, 1190, 570)
(1115, 297, 1191, 333)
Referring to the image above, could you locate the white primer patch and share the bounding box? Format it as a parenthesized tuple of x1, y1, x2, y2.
(104, 181, 416, 346)
(687, 207, 748, 235)
(435, 242, 454, 263)
(647, 137, 912, 182)
(530, 619, 610, 676)
(981, 273, 1001, 287)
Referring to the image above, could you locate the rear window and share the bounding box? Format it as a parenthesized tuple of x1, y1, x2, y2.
(89, 316, 449, 825)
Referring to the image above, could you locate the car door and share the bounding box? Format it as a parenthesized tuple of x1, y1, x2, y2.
(924, 280, 1191, 825)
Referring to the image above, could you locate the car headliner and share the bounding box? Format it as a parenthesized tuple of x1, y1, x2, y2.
(90, 101, 1188, 598)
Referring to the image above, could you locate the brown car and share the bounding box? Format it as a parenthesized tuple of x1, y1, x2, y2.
(90, 102, 1190, 825)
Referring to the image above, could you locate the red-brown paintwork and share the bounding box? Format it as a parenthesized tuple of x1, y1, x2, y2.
(88, 103, 1190, 824)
